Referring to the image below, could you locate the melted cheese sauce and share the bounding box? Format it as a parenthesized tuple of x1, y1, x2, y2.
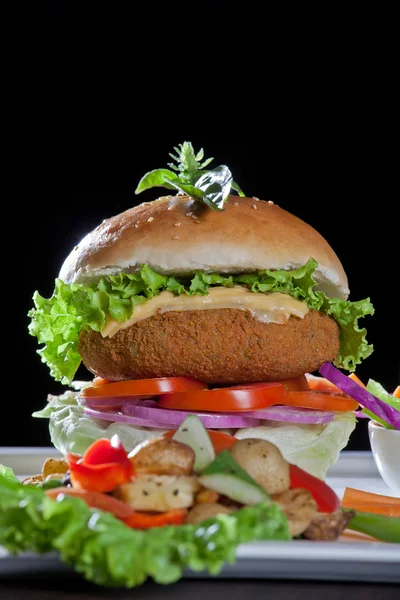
(101, 286, 309, 338)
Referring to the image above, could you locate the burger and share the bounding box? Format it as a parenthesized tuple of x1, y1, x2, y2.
(29, 143, 374, 479)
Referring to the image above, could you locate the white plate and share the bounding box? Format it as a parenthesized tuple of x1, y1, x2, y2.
(1, 449, 400, 583)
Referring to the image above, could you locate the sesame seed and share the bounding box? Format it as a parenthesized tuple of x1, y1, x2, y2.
(186, 212, 193, 217)
(253, 196, 260, 201)
(147, 217, 154, 222)
(167, 205, 174, 210)
(268, 200, 274, 205)
(253, 204, 257, 210)
(173, 235, 180, 240)
(233, 201, 239, 206)
(193, 219, 201, 224)
(134, 223, 140, 228)
(174, 222, 181, 227)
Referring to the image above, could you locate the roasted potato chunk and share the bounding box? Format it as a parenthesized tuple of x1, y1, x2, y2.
(129, 438, 195, 476)
(22, 474, 43, 486)
(42, 458, 68, 480)
(185, 502, 233, 524)
(273, 488, 317, 537)
(230, 439, 290, 495)
(115, 474, 199, 512)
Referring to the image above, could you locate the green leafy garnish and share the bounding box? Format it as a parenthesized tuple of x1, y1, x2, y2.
(29, 259, 373, 384)
(135, 141, 245, 210)
(0, 472, 289, 588)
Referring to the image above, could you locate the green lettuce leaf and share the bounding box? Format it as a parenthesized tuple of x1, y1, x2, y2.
(0, 473, 289, 588)
(29, 259, 373, 383)
(361, 379, 400, 429)
(234, 412, 357, 480)
(33, 388, 168, 455)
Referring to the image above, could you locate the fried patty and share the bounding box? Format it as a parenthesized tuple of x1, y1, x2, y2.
(78, 308, 340, 384)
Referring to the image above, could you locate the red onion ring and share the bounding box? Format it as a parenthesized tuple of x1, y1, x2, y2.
(245, 405, 335, 425)
(319, 362, 400, 430)
(83, 407, 169, 429)
(121, 402, 260, 429)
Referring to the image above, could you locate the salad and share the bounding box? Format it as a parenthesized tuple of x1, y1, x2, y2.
(1, 414, 399, 588)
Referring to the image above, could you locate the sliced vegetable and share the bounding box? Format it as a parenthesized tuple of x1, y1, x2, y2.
(66, 436, 134, 493)
(283, 390, 358, 412)
(67, 460, 134, 493)
(346, 510, 400, 543)
(123, 509, 187, 529)
(394, 386, 400, 399)
(319, 362, 400, 429)
(198, 450, 270, 505)
(348, 373, 366, 388)
(83, 436, 130, 466)
(81, 377, 207, 399)
(158, 383, 285, 412)
(246, 405, 335, 425)
(342, 487, 400, 517)
(279, 376, 309, 391)
(45, 487, 133, 519)
(305, 374, 342, 393)
(121, 402, 261, 429)
(83, 407, 168, 429)
(289, 464, 340, 513)
(172, 415, 215, 473)
(164, 429, 237, 454)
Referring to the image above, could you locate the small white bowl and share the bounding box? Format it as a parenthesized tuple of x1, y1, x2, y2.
(368, 420, 400, 494)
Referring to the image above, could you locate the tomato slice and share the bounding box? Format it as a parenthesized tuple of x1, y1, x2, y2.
(279, 375, 309, 391)
(82, 377, 208, 398)
(158, 382, 285, 413)
(289, 464, 340, 513)
(284, 390, 359, 412)
(163, 429, 237, 454)
(306, 375, 343, 393)
(92, 377, 115, 387)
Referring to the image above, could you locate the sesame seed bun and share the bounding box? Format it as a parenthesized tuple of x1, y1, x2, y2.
(59, 195, 349, 299)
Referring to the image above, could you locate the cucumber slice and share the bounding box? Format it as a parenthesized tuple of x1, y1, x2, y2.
(198, 473, 269, 505)
(172, 415, 215, 473)
(198, 449, 270, 505)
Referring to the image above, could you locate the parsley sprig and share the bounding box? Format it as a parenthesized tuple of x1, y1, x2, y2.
(135, 142, 244, 210)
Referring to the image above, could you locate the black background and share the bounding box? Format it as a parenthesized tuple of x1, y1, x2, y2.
(3, 3, 397, 448)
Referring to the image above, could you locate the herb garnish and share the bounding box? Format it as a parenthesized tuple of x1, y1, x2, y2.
(135, 141, 245, 210)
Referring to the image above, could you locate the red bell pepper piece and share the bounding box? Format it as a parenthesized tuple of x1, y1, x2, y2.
(66, 437, 134, 493)
(289, 464, 340, 513)
(83, 437, 130, 466)
(123, 509, 187, 529)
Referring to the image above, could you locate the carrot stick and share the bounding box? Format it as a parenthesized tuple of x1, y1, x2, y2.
(342, 487, 400, 517)
(393, 385, 400, 399)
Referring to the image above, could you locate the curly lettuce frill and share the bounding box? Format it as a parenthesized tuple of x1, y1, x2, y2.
(28, 259, 374, 384)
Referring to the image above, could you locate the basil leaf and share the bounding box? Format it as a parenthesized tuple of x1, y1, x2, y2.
(231, 180, 245, 197)
(195, 165, 233, 210)
(135, 143, 244, 207)
(163, 178, 204, 200)
(135, 169, 178, 194)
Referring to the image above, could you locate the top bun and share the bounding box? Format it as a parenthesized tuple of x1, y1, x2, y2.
(59, 195, 349, 299)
